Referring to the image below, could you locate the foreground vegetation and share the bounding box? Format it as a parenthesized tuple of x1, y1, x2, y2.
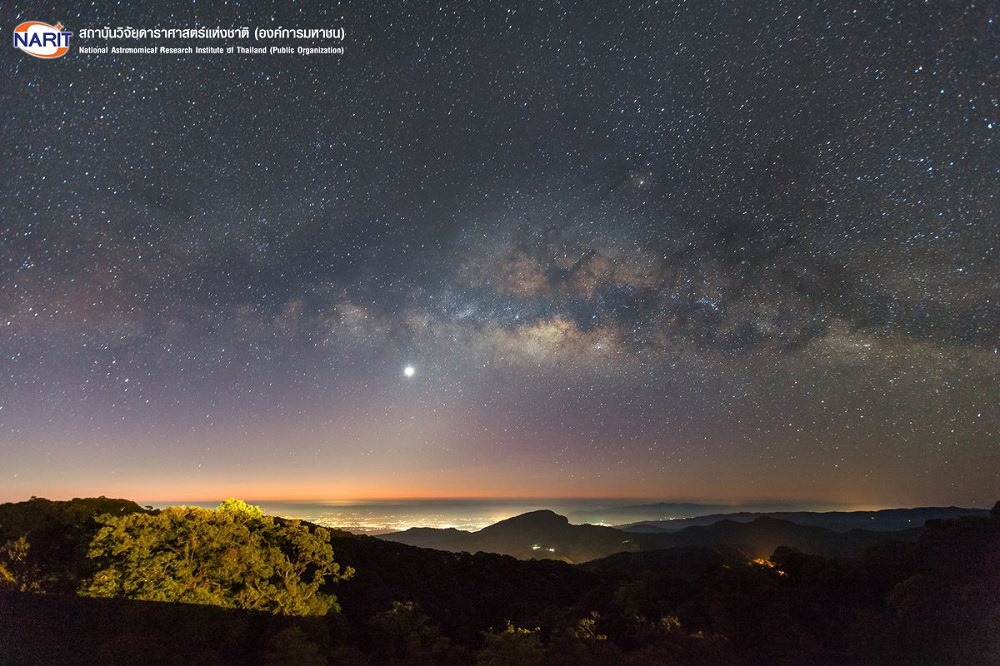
(1, 497, 997, 664)
(83, 498, 352, 616)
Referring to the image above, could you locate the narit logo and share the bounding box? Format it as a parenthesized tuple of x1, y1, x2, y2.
(13, 21, 72, 58)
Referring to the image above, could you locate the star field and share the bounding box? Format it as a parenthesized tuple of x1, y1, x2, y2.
(1, 1, 997, 505)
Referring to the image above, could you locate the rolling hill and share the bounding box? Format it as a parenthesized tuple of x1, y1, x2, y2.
(380, 510, 919, 562)
(618, 506, 989, 533)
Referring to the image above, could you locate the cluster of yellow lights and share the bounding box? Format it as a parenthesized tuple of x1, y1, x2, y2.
(751, 557, 786, 576)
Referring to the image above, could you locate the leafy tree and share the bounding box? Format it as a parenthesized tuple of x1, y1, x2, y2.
(476, 622, 545, 666)
(543, 612, 624, 666)
(218, 497, 264, 519)
(0, 535, 41, 591)
(0, 496, 148, 592)
(368, 600, 463, 664)
(81, 501, 352, 616)
(572, 611, 608, 641)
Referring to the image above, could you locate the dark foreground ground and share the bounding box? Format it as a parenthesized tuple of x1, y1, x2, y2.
(1, 498, 998, 665)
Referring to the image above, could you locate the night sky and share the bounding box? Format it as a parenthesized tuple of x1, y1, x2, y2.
(2, 2, 997, 506)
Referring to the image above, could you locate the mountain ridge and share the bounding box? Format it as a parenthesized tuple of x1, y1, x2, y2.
(381, 509, 920, 562)
(618, 506, 989, 533)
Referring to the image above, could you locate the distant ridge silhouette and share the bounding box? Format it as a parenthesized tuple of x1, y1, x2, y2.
(381, 509, 923, 562)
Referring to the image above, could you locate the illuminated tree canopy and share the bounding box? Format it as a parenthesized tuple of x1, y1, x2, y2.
(82, 500, 352, 616)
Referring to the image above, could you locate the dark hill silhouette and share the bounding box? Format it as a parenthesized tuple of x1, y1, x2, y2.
(485, 508, 569, 531)
(580, 545, 747, 578)
(644, 516, 920, 559)
(569, 502, 737, 524)
(323, 529, 597, 646)
(0, 496, 150, 593)
(620, 523, 671, 533)
(381, 511, 917, 562)
(619, 506, 989, 533)
(386, 509, 638, 563)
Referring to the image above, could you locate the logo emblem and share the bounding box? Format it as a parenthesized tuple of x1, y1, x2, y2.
(13, 21, 72, 58)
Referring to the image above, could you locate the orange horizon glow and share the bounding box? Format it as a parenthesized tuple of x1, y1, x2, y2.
(0, 482, 939, 512)
(0, 446, 992, 511)
(0, 479, 845, 505)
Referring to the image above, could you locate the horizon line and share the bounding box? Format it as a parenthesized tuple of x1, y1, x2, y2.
(4, 494, 990, 512)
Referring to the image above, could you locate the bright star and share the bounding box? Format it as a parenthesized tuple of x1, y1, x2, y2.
(403, 365, 416, 377)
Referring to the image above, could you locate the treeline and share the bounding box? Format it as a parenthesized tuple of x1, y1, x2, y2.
(1, 497, 998, 664)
